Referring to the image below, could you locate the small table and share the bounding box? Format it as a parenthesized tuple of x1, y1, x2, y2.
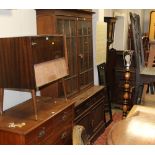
(107, 105, 155, 144)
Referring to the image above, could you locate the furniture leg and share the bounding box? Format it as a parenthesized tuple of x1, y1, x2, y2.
(31, 89, 38, 120)
(0, 88, 4, 115)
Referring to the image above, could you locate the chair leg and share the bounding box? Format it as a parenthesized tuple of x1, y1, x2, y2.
(31, 89, 38, 120)
(133, 85, 144, 104)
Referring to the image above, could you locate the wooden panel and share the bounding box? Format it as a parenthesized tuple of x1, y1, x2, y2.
(34, 58, 69, 87)
(73, 86, 106, 142)
(32, 36, 64, 64)
(37, 15, 55, 34)
(0, 37, 35, 89)
(0, 35, 67, 90)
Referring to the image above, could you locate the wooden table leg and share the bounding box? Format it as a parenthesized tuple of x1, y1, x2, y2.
(0, 88, 4, 116)
(31, 89, 38, 120)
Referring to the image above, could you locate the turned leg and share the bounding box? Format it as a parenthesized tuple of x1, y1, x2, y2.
(123, 71, 131, 118)
(31, 89, 38, 120)
(0, 88, 4, 115)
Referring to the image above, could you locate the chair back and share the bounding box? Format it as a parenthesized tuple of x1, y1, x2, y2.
(72, 125, 90, 145)
(130, 12, 145, 73)
(97, 63, 106, 85)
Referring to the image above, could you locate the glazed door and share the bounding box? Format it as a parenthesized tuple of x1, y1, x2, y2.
(56, 16, 78, 96)
(77, 18, 94, 90)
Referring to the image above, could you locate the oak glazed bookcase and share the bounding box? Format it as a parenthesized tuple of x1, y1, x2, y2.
(36, 9, 94, 97)
(36, 10, 106, 142)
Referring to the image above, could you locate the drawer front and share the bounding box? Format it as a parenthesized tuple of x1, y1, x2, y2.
(25, 118, 53, 144)
(75, 98, 92, 118)
(26, 105, 73, 144)
(75, 89, 105, 119)
(43, 124, 72, 145)
(32, 36, 64, 64)
(54, 106, 73, 126)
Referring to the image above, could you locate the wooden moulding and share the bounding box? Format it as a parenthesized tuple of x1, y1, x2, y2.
(34, 57, 69, 88)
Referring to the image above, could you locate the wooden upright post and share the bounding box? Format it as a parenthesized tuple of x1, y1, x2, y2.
(0, 88, 4, 115)
(31, 89, 38, 120)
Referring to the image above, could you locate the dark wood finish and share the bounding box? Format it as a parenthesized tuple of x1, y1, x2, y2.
(107, 49, 136, 109)
(97, 63, 112, 126)
(0, 35, 68, 119)
(72, 86, 106, 143)
(0, 35, 67, 89)
(0, 97, 74, 144)
(36, 9, 94, 98)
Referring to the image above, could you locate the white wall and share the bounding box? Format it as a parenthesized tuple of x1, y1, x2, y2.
(93, 9, 107, 85)
(0, 9, 37, 110)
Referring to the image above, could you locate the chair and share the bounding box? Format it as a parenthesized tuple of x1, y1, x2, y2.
(130, 12, 155, 104)
(97, 63, 112, 125)
(72, 125, 90, 145)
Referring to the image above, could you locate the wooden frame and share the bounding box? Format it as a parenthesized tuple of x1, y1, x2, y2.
(0, 35, 69, 120)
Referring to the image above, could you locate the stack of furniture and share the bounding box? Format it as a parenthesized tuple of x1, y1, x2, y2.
(0, 9, 110, 144)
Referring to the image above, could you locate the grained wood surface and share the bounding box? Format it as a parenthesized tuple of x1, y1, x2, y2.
(108, 105, 155, 144)
(0, 35, 67, 89)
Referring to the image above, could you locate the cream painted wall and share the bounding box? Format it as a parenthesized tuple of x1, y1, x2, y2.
(0, 9, 37, 110)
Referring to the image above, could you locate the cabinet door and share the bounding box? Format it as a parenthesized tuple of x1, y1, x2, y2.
(77, 18, 94, 90)
(56, 16, 78, 96)
(75, 112, 92, 139)
(90, 101, 105, 133)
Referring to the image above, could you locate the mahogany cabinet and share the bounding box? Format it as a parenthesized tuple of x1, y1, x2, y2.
(72, 86, 106, 142)
(0, 35, 67, 89)
(0, 97, 74, 144)
(36, 9, 94, 98)
(0, 35, 68, 119)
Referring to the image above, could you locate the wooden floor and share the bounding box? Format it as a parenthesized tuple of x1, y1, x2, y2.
(94, 110, 122, 145)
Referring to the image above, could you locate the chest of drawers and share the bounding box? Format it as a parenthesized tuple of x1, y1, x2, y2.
(0, 97, 74, 144)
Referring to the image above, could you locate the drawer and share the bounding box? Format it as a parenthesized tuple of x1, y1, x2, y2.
(25, 118, 53, 144)
(74, 98, 93, 118)
(93, 89, 105, 102)
(25, 105, 73, 144)
(43, 124, 72, 144)
(53, 106, 73, 126)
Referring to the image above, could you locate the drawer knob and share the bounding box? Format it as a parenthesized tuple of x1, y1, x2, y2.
(62, 114, 67, 121)
(38, 127, 45, 138)
(61, 131, 67, 139)
(32, 42, 37, 46)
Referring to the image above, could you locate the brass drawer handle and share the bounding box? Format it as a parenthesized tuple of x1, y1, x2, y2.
(32, 42, 37, 46)
(62, 114, 67, 121)
(38, 127, 45, 138)
(61, 131, 67, 139)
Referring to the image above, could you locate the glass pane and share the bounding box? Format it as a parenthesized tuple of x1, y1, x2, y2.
(84, 37, 89, 52)
(88, 21, 92, 35)
(88, 37, 93, 68)
(56, 19, 64, 34)
(64, 19, 70, 37)
(77, 20, 83, 36)
(70, 20, 76, 36)
(71, 37, 77, 75)
(83, 20, 88, 35)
